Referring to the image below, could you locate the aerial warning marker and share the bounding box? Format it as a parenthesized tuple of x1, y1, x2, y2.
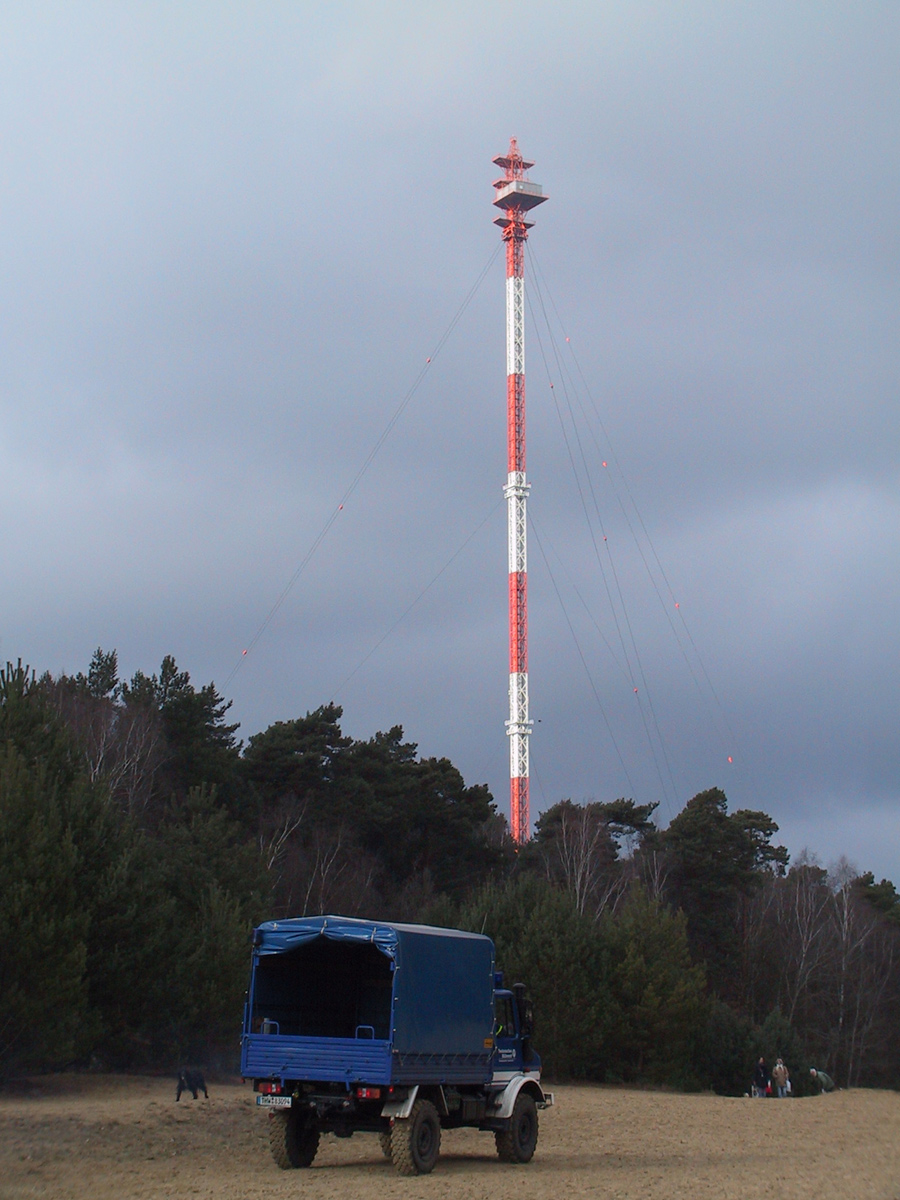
(492, 138, 547, 845)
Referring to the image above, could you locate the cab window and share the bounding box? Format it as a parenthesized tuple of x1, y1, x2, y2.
(494, 995, 516, 1038)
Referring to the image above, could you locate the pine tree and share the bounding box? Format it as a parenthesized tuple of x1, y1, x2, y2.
(0, 747, 89, 1073)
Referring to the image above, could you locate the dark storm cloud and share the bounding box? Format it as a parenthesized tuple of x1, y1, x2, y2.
(1, 2, 897, 878)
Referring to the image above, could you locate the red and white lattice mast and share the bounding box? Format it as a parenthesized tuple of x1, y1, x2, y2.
(492, 139, 547, 844)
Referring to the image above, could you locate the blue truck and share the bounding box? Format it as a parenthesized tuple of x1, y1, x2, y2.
(240, 914, 554, 1175)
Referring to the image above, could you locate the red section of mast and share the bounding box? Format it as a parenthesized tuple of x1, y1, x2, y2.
(492, 138, 547, 844)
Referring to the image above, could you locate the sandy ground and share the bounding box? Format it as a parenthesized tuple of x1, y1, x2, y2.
(0, 1075, 897, 1200)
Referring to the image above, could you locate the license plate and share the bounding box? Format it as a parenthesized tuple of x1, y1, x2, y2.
(256, 1095, 292, 1108)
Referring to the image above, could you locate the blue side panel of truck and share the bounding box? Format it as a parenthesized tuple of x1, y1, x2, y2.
(241, 915, 496, 1086)
(390, 926, 493, 1056)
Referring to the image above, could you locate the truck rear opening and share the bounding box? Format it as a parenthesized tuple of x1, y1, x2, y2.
(250, 937, 393, 1041)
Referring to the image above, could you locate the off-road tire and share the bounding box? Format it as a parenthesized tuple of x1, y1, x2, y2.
(390, 1098, 441, 1175)
(378, 1129, 393, 1158)
(268, 1108, 320, 1169)
(495, 1092, 538, 1163)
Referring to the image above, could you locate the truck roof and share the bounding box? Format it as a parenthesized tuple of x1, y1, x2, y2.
(251, 914, 493, 958)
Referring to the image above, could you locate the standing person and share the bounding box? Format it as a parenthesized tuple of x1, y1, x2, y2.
(752, 1056, 770, 1097)
(772, 1057, 790, 1098)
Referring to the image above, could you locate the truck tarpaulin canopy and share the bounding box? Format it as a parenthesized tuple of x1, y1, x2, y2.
(250, 915, 496, 1061)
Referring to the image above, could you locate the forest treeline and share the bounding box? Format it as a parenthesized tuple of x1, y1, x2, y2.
(1, 649, 898, 1092)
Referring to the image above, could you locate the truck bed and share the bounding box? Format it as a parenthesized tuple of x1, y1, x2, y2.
(242, 1033, 492, 1086)
(242, 1032, 392, 1085)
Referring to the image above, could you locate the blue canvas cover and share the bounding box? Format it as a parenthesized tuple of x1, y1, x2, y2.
(244, 915, 496, 1085)
(253, 914, 404, 957)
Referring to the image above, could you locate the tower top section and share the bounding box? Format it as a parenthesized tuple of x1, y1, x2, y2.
(492, 137, 547, 229)
(492, 136, 533, 178)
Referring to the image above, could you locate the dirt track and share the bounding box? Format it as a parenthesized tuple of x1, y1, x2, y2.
(0, 1075, 897, 1200)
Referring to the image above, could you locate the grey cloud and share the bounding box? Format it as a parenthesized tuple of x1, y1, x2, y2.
(0, 2, 897, 882)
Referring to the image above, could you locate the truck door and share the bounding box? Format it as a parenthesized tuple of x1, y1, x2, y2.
(492, 991, 523, 1075)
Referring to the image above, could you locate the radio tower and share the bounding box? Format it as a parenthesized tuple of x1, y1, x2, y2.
(492, 139, 547, 844)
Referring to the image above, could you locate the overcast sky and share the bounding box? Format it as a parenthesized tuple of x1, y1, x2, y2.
(1, 2, 897, 880)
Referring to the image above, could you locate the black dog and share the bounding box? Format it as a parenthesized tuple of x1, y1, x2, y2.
(176, 1068, 208, 1101)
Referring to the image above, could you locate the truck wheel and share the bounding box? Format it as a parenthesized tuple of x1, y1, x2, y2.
(268, 1109, 320, 1169)
(391, 1099, 441, 1175)
(378, 1130, 393, 1158)
(495, 1092, 538, 1163)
